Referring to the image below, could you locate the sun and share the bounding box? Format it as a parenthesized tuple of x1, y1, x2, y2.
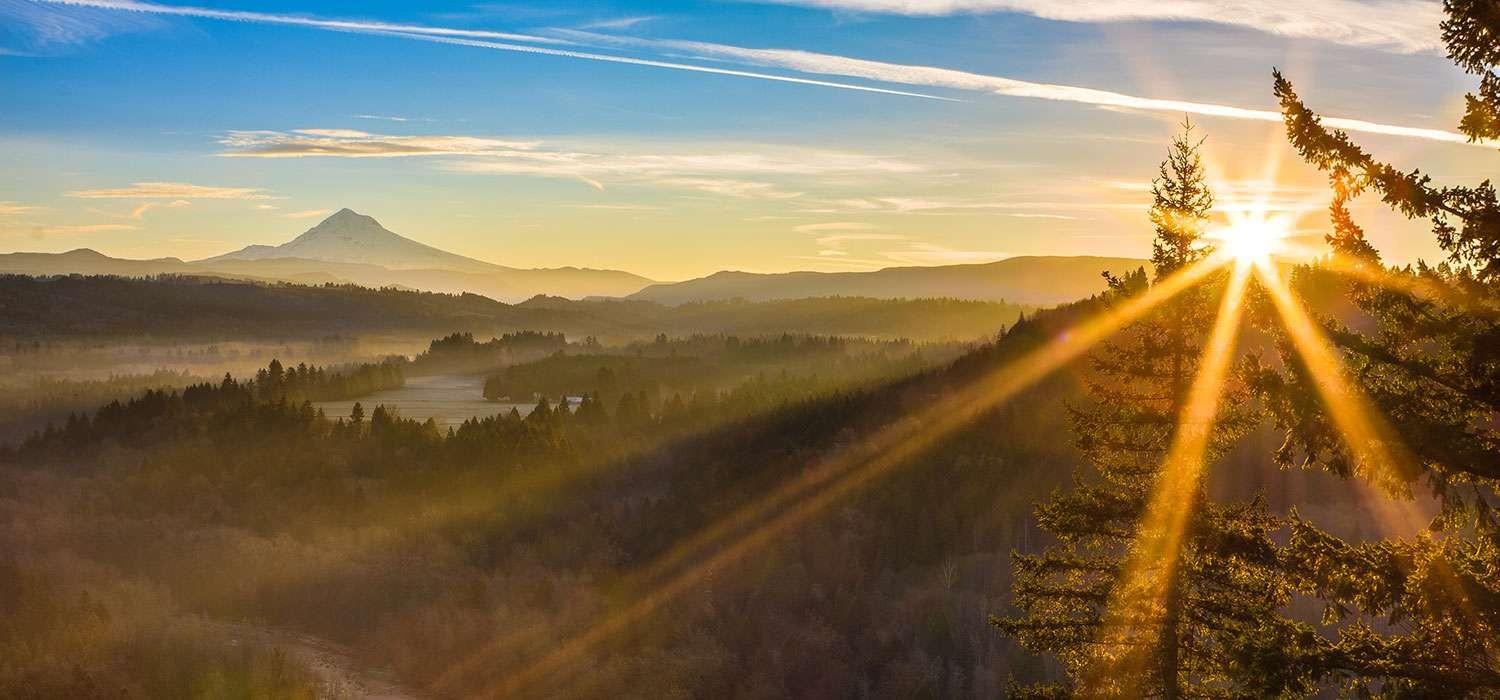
(1210, 210, 1295, 267)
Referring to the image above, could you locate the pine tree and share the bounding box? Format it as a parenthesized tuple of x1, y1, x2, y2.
(994, 122, 1287, 697)
(1243, 1, 1500, 692)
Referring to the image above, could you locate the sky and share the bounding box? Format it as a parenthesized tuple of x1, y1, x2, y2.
(0, 0, 1491, 281)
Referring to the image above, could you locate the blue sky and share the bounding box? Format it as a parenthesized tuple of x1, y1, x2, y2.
(0, 0, 1489, 280)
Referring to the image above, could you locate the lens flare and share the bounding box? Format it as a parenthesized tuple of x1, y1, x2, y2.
(1209, 210, 1295, 267)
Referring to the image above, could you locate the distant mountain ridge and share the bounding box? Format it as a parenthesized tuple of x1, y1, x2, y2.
(0, 209, 653, 302)
(0, 210, 1147, 306)
(627, 255, 1150, 306)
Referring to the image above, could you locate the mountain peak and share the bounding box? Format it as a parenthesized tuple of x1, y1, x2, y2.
(322, 207, 371, 224)
(298, 208, 386, 240)
(200, 208, 501, 272)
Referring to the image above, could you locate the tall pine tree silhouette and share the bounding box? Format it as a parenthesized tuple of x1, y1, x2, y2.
(1241, 1, 1500, 692)
(994, 122, 1287, 697)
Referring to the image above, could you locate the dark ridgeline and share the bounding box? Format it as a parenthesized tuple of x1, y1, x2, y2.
(0, 274, 1029, 342)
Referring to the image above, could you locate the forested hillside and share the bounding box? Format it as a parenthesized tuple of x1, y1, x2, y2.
(0, 299, 1084, 696)
(0, 275, 1030, 342)
(0, 290, 1367, 697)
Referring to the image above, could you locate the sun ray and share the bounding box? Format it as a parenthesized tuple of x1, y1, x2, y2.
(1311, 252, 1500, 319)
(450, 257, 1232, 697)
(1252, 263, 1488, 621)
(1080, 260, 1253, 695)
(1254, 264, 1420, 491)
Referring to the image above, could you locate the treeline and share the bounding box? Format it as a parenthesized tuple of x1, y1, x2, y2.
(10, 359, 401, 456)
(0, 274, 511, 338)
(480, 333, 936, 404)
(0, 369, 205, 444)
(249, 358, 404, 403)
(407, 330, 569, 374)
(0, 274, 1028, 343)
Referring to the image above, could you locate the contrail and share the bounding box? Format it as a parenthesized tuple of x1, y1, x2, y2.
(38, 0, 569, 44)
(33, 0, 954, 101)
(562, 31, 1480, 146)
(37, 0, 1482, 145)
(372, 31, 958, 101)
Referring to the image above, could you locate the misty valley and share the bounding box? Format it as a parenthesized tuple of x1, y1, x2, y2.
(4, 1, 1500, 699)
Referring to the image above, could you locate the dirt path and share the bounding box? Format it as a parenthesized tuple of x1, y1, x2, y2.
(200, 619, 422, 699)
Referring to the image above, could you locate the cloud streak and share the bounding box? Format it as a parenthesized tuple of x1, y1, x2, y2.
(218, 130, 540, 158)
(370, 31, 956, 101)
(566, 31, 1476, 146)
(38, 0, 1475, 147)
(32, 0, 952, 101)
(0, 0, 162, 52)
(747, 0, 1443, 53)
(128, 198, 190, 219)
(0, 202, 42, 215)
(220, 128, 918, 198)
(791, 228, 1010, 269)
(0, 222, 139, 237)
(67, 181, 273, 199)
(36, 0, 567, 44)
(794, 222, 882, 233)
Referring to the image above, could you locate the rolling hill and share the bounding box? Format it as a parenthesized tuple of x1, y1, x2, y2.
(626, 255, 1150, 306)
(0, 275, 1030, 342)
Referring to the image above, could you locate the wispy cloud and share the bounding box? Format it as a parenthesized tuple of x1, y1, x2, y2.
(37, 0, 1473, 146)
(822, 196, 1133, 214)
(36, 0, 566, 44)
(1005, 212, 1080, 220)
(218, 129, 540, 158)
(220, 128, 918, 198)
(793, 222, 881, 233)
(579, 16, 660, 30)
(52, 222, 138, 233)
(567, 31, 1476, 146)
(572, 203, 664, 211)
(0, 0, 161, 53)
(33, 0, 950, 101)
(67, 181, 273, 199)
(746, 0, 1443, 53)
(352, 114, 435, 123)
(789, 222, 1008, 267)
(1, 222, 140, 236)
(284, 208, 330, 219)
(653, 178, 803, 199)
(0, 201, 42, 215)
(791, 230, 1009, 269)
(371, 31, 956, 101)
(128, 198, 190, 218)
(882, 241, 1008, 265)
